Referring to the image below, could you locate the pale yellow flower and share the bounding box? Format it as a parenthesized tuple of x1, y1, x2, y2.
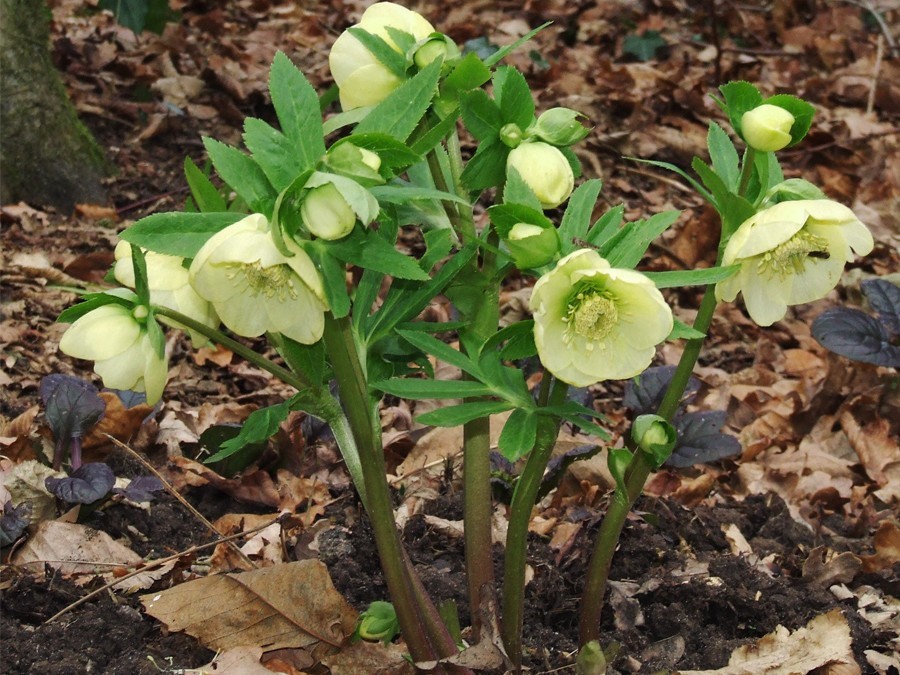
(530, 250, 673, 386)
(741, 104, 794, 152)
(301, 183, 357, 240)
(507, 142, 574, 209)
(716, 199, 874, 326)
(113, 242, 218, 346)
(59, 304, 168, 404)
(328, 2, 435, 110)
(189, 213, 328, 344)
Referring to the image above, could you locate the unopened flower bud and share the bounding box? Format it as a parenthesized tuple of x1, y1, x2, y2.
(132, 305, 149, 321)
(357, 146, 382, 172)
(507, 142, 574, 209)
(632, 414, 676, 467)
(355, 601, 400, 644)
(505, 222, 559, 269)
(741, 104, 795, 152)
(500, 123, 524, 149)
(533, 107, 590, 146)
(413, 34, 459, 69)
(302, 183, 357, 240)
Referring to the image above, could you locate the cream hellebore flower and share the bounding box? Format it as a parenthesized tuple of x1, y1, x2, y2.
(507, 142, 575, 209)
(328, 2, 435, 110)
(741, 104, 795, 152)
(189, 213, 328, 344)
(59, 304, 168, 404)
(530, 250, 674, 387)
(715, 199, 874, 326)
(113, 242, 218, 346)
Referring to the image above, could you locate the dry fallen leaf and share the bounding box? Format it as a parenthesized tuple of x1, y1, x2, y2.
(676, 608, 860, 675)
(142, 560, 357, 659)
(187, 646, 271, 674)
(860, 520, 900, 573)
(320, 640, 415, 674)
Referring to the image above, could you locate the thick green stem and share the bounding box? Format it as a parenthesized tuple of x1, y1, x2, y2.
(737, 147, 757, 198)
(577, 284, 720, 646)
(502, 377, 569, 670)
(460, 230, 500, 641)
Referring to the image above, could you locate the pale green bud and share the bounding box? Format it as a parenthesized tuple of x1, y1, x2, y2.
(355, 601, 400, 644)
(413, 34, 460, 69)
(741, 104, 795, 152)
(301, 183, 357, 241)
(533, 107, 590, 146)
(632, 414, 677, 467)
(500, 123, 524, 149)
(507, 142, 574, 209)
(505, 222, 560, 269)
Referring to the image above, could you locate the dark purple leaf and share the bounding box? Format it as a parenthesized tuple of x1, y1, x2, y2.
(624, 366, 700, 415)
(1, 501, 32, 547)
(861, 278, 900, 336)
(110, 389, 148, 409)
(667, 410, 741, 468)
(115, 475, 164, 502)
(812, 308, 900, 368)
(539, 444, 601, 499)
(45, 463, 115, 504)
(40, 375, 106, 446)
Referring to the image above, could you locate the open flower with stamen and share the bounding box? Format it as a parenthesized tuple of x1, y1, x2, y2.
(59, 304, 168, 404)
(715, 199, 874, 326)
(189, 213, 328, 344)
(530, 250, 673, 386)
(114, 242, 218, 346)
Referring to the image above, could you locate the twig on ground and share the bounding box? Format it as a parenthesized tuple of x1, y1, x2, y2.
(868, 34, 884, 115)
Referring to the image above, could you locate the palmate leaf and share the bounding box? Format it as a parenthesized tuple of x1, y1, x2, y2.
(493, 66, 534, 130)
(243, 118, 306, 192)
(269, 52, 325, 171)
(203, 138, 276, 211)
(812, 308, 900, 367)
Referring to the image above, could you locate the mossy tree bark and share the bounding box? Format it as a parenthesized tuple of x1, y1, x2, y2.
(1, 0, 110, 212)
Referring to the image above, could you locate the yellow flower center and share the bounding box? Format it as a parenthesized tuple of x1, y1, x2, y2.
(228, 262, 299, 302)
(758, 229, 829, 276)
(565, 289, 618, 345)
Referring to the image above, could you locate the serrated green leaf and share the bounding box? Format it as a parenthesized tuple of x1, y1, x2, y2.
(269, 52, 325, 171)
(57, 291, 137, 324)
(396, 329, 479, 376)
(669, 319, 706, 341)
(630, 157, 713, 204)
(691, 156, 729, 210)
(442, 52, 492, 95)
(502, 167, 542, 211)
(348, 27, 408, 78)
(120, 212, 245, 258)
(460, 89, 503, 141)
(203, 137, 276, 211)
(419, 228, 453, 273)
(460, 136, 509, 192)
(243, 117, 305, 191)
(584, 204, 625, 248)
(601, 210, 681, 268)
(718, 81, 763, 135)
(483, 22, 550, 67)
(416, 400, 515, 427)
(326, 228, 428, 281)
(410, 109, 461, 156)
(498, 408, 537, 461)
(184, 157, 227, 213)
(370, 185, 470, 206)
(373, 378, 495, 399)
(206, 400, 293, 462)
(487, 202, 551, 239)
(354, 58, 442, 141)
(557, 179, 603, 254)
(305, 244, 351, 318)
(494, 66, 534, 130)
(644, 265, 738, 288)
(764, 94, 815, 147)
(707, 122, 740, 191)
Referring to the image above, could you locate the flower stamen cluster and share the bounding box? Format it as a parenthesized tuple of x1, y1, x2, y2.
(757, 230, 829, 276)
(565, 285, 619, 345)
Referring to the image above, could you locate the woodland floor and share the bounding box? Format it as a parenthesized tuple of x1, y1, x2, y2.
(1, 0, 899, 673)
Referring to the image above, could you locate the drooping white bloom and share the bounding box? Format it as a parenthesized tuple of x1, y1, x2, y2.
(59, 304, 168, 404)
(530, 250, 673, 387)
(506, 142, 575, 209)
(328, 2, 435, 110)
(716, 199, 874, 326)
(113, 241, 218, 346)
(741, 104, 795, 152)
(189, 213, 328, 344)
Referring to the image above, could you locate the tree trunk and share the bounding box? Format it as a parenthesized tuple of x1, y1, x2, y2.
(1, 0, 110, 212)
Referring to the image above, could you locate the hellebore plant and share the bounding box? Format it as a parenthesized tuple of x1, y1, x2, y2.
(55, 5, 873, 670)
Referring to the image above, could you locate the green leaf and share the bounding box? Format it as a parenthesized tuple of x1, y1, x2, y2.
(416, 401, 515, 427)
(460, 136, 509, 192)
(336, 133, 421, 170)
(707, 122, 740, 191)
(354, 58, 442, 141)
(370, 185, 470, 206)
(323, 106, 372, 136)
(57, 290, 137, 324)
(584, 204, 624, 248)
(557, 179, 603, 254)
(487, 202, 552, 239)
(396, 329, 479, 376)
(669, 319, 706, 340)
(243, 117, 305, 191)
(373, 378, 495, 399)
(498, 408, 537, 461)
(306, 245, 351, 319)
(764, 94, 815, 147)
(644, 265, 739, 289)
(410, 109, 461, 156)
(442, 52, 492, 95)
(622, 30, 667, 61)
(348, 27, 409, 78)
(269, 52, 325, 171)
(276, 335, 326, 386)
(184, 157, 227, 213)
(120, 212, 245, 258)
(718, 81, 763, 135)
(206, 400, 294, 462)
(494, 66, 534, 130)
(326, 228, 429, 281)
(601, 210, 681, 268)
(203, 137, 276, 211)
(764, 178, 826, 204)
(420, 228, 453, 273)
(719, 191, 756, 245)
(502, 167, 542, 211)
(460, 89, 503, 141)
(691, 156, 729, 210)
(483, 22, 551, 67)
(630, 157, 713, 204)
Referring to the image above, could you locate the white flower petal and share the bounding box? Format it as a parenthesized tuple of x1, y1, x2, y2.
(59, 305, 141, 360)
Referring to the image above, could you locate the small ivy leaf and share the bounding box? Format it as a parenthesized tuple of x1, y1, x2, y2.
(813, 308, 900, 367)
(667, 410, 741, 468)
(40, 375, 107, 446)
(0, 501, 32, 547)
(45, 463, 116, 504)
(623, 366, 700, 416)
(115, 475, 165, 502)
(622, 30, 668, 62)
(538, 444, 601, 500)
(861, 278, 900, 336)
